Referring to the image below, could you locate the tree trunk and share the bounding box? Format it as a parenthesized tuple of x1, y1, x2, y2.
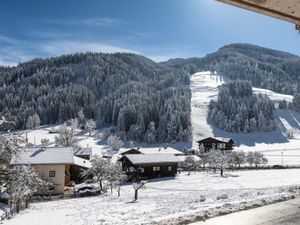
(118, 187, 120, 197)
(134, 189, 138, 201)
(220, 168, 224, 177)
(99, 180, 102, 195)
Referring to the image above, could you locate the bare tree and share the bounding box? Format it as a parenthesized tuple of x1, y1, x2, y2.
(179, 156, 196, 175)
(107, 163, 127, 196)
(232, 151, 246, 168)
(107, 135, 123, 151)
(197, 151, 210, 170)
(253, 152, 268, 167)
(85, 119, 96, 136)
(246, 151, 255, 167)
(41, 138, 50, 146)
(132, 181, 144, 202)
(6, 165, 52, 214)
(26, 113, 40, 130)
(0, 135, 52, 216)
(70, 118, 78, 130)
(207, 150, 229, 176)
(83, 156, 110, 195)
(77, 109, 85, 126)
(54, 125, 78, 147)
(0, 135, 24, 193)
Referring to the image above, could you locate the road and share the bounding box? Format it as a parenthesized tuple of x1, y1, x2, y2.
(191, 198, 300, 225)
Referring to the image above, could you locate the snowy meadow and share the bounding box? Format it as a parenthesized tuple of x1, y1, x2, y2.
(2, 169, 300, 225)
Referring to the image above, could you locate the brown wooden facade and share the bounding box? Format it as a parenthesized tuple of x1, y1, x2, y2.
(119, 156, 179, 179)
(197, 137, 234, 152)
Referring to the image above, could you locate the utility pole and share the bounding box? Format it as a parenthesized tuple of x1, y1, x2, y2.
(281, 149, 285, 166)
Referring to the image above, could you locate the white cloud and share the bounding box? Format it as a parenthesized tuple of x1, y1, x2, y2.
(81, 17, 124, 27)
(40, 40, 138, 55)
(0, 34, 138, 66)
(44, 17, 124, 27)
(146, 46, 202, 62)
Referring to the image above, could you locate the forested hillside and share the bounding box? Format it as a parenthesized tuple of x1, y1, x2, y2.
(1, 43, 300, 140)
(0, 53, 191, 143)
(208, 80, 275, 133)
(164, 43, 300, 95)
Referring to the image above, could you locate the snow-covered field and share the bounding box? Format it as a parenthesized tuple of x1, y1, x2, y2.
(191, 71, 300, 166)
(2, 169, 300, 225)
(14, 126, 112, 156)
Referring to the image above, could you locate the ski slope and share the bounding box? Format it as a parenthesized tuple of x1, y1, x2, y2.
(191, 71, 300, 166)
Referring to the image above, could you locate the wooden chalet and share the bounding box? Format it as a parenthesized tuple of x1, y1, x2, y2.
(118, 154, 181, 179)
(197, 137, 234, 152)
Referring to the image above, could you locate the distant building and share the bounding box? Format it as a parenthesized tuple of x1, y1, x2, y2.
(119, 148, 142, 155)
(73, 147, 92, 160)
(118, 154, 181, 179)
(117, 147, 184, 179)
(197, 137, 234, 152)
(136, 147, 184, 156)
(11, 147, 91, 195)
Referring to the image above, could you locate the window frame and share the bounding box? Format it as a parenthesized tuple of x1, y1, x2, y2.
(49, 170, 56, 178)
(153, 166, 160, 172)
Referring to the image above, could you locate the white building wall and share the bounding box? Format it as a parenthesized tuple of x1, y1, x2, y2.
(33, 164, 65, 194)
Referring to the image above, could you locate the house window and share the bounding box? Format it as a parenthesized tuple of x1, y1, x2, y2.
(140, 168, 144, 173)
(153, 166, 160, 172)
(168, 166, 172, 172)
(49, 171, 56, 177)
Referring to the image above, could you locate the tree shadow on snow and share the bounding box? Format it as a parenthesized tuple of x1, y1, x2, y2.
(210, 123, 289, 147)
(145, 176, 176, 183)
(224, 174, 239, 178)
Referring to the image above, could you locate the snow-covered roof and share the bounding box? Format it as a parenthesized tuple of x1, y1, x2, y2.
(197, 137, 234, 143)
(222, 138, 234, 143)
(118, 148, 141, 155)
(73, 147, 92, 156)
(122, 154, 182, 165)
(138, 147, 184, 155)
(177, 155, 201, 162)
(11, 147, 91, 168)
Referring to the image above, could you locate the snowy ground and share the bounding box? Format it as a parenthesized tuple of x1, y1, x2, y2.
(192, 197, 300, 225)
(2, 169, 300, 225)
(13, 126, 113, 157)
(191, 71, 300, 166)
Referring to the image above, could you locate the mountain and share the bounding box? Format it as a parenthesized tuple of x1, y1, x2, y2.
(164, 43, 300, 95)
(1, 43, 300, 143)
(0, 53, 191, 143)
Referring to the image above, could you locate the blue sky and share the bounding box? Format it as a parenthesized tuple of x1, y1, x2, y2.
(0, 0, 299, 66)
